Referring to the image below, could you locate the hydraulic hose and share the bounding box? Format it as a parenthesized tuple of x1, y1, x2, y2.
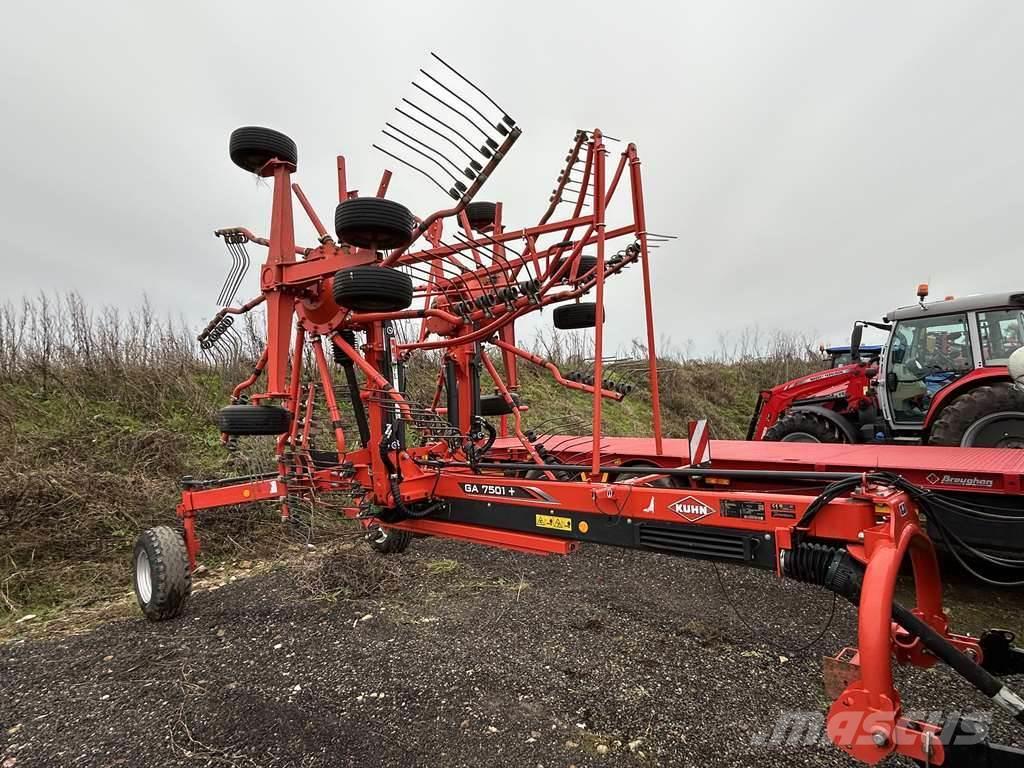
(784, 543, 1024, 726)
(378, 425, 444, 521)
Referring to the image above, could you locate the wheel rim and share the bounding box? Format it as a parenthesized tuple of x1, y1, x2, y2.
(780, 431, 822, 443)
(369, 527, 389, 545)
(135, 550, 153, 604)
(960, 412, 1024, 448)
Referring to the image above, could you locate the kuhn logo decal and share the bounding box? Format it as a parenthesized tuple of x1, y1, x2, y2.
(925, 472, 994, 489)
(668, 496, 714, 522)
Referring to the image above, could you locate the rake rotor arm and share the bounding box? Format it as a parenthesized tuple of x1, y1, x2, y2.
(399, 266, 627, 354)
(329, 333, 414, 421)
(291, 183, 333, 244)
(197, 294, 267, 344)
(230, 347, 269, 403)
(489, 339, 624, 402)
(214, 227, 313, 257)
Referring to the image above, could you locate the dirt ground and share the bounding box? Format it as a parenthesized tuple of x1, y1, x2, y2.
(3, 538, 1023, 768)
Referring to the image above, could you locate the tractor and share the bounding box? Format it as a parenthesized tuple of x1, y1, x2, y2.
(749, 286, 1024, 448)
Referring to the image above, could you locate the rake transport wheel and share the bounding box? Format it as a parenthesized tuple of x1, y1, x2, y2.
(133, 526, 191, 621)
(554, 255, 598, 282)
(465, 201, 497, 231)
(764, 411, 846, 443)
(366, 525, 413, 554)
(928, 383, 1024, 448)
(334, 197, 415, 250)
(553, 302, 600, 330)
(216, 404, 292, 435)
(229, 127, 297, 173)
(332, 265, 414, 312)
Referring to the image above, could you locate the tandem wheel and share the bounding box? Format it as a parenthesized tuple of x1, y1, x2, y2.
(365, 525, 413, 555)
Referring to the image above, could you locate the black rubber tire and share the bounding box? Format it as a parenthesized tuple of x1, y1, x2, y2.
(553, 302, 601, 330)
(764, 411, 846, 443)
(332, 265, 414, 312)
(561, 255, 598, 280)
(465, 201, 497, 231)
(133, 526, 191, 621)
(928, 383, 1024, 448)
(335, 197, 415, 250)
(216, 404, 292, 435)
(479, 392, 520, 416)
(229, 127, 297, 173)
(366, 526, 413, 554)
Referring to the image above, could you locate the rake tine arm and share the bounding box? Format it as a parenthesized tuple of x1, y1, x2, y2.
(490, 338, 623, 402)
(382, 127, 522, 265)
(214, 227, 313, 256)
(230, 348, 269, 403)
(539, 132, 590, 226)
(376, 169, 392, 198)
(291, 183, 332, 244)
(478, 352, 557, 480)
(197, 295, 267, 344)
(330, 333, 414, 421)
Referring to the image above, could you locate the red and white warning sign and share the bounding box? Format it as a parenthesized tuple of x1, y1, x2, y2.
(687, 418, 712, 467)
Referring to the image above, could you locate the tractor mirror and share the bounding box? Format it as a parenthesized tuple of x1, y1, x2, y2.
(850, 323, 863, 362)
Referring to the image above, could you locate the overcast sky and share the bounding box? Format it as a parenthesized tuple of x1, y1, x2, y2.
(2, 1, 1021, 357)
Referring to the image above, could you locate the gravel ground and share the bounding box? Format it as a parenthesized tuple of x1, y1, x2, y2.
(3, 539, 1023, 768)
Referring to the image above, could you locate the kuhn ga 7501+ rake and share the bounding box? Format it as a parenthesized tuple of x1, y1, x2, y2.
(131, 56, 1024, 766)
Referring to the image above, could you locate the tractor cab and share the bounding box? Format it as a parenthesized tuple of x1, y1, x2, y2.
(876, 289, 1024, 441)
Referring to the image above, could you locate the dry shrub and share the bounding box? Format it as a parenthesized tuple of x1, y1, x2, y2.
(0, 295, 826, 622)
(295, 545, 403, 602)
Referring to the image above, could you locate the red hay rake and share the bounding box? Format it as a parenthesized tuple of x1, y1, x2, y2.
(132, 55, 1024, 766)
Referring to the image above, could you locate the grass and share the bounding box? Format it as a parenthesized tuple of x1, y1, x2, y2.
(0, 294, 822, 633)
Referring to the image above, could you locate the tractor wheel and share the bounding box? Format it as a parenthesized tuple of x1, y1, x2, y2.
(133, 526, 191, 621)
(764, 411, 846, 443)
(334, 197, 415, 250)
(332, 265, 414, 312)
(229, 127, 297, 173)
(216, 404, 292, 435)
(366, 525, 413, 554)
(553, 302, 601, 330)
(479, 393, 520, 416)
(465, 201, 497, 231)
(928, 383, 1024, 448)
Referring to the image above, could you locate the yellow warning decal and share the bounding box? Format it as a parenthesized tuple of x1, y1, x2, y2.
(535, 514, 572, 532)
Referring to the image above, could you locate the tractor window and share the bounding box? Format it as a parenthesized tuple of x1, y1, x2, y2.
(887, 313, 972, 423)
(978, 309, 1024, 366)
(829, 351, 853, 368)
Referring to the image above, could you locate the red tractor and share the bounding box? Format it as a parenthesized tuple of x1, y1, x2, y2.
(749, 286, 1024, 447)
